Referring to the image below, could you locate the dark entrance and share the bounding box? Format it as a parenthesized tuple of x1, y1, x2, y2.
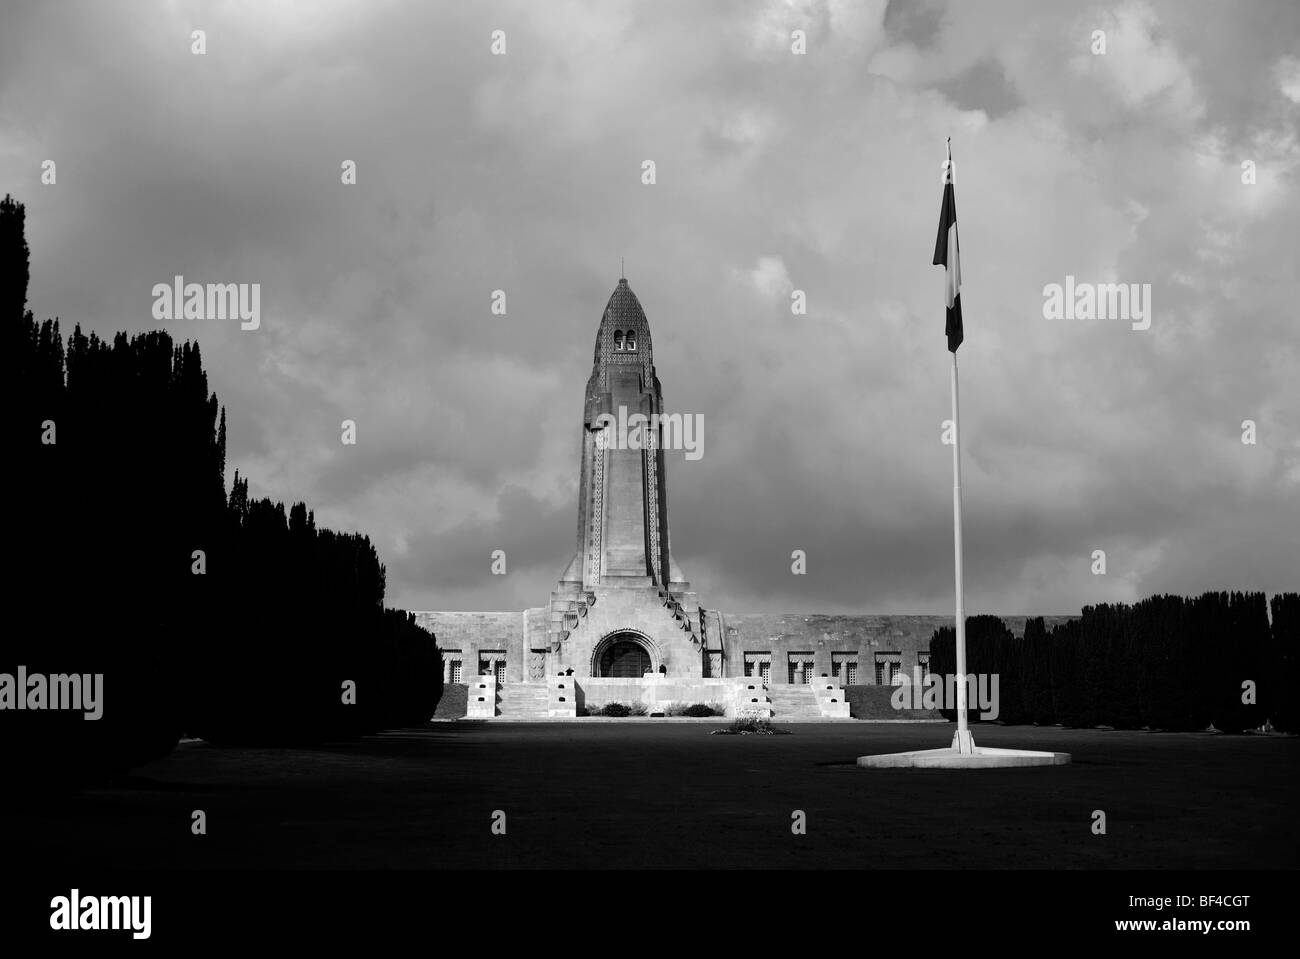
(599, 638, 652, 678)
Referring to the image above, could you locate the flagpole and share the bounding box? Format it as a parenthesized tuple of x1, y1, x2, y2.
(951, 349, 972, 752)
(946, 136, 973, 753)
(856, 136, 1071, 767)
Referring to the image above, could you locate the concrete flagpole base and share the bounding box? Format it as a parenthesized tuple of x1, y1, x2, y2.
(857, 731, 1071, 768)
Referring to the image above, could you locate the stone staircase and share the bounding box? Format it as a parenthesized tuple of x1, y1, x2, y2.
(765, 683, 828, 720)
(809, 678, 851, 718)
(495, 682, 550, 719)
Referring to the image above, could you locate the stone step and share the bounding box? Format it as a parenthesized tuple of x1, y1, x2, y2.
(495, 683, 552, 718)
(765, 684, 827, 718)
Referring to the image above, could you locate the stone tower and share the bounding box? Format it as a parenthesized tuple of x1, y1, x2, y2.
(547, 277, 705, 677)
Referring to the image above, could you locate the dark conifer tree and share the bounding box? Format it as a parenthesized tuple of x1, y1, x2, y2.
(1266, 594, 1298, 733)
(3, 195, 443, 786)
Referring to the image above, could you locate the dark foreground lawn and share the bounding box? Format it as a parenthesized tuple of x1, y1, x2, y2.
(6, 723, 1296, 869)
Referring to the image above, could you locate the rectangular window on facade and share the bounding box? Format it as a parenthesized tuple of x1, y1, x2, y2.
(450, 660, 462, 684)
(788, 653, 814, 685)
(832, 653, 858, 684)
(759, 661, 771, 683)
(874, 652, 902, 686)
(479, 651, 507, 682)
(744, 660, 754, 677)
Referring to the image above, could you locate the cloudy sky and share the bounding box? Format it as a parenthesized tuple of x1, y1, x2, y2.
(3, 0, 1297, 615)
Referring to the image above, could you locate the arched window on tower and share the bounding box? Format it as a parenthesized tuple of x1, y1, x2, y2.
(625, 330, 637, 351)
(613, 330, 624, 350)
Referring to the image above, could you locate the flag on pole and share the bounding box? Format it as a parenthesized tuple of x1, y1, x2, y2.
(932, 140, 963, 352)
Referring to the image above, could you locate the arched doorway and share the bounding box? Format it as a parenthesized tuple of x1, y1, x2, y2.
(596, 633, 654, 678)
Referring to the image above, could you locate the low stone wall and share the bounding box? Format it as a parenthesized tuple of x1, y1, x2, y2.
(576, 677, 765, 717)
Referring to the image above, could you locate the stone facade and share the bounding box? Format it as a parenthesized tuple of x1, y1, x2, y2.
(416, 608, 1076, 687)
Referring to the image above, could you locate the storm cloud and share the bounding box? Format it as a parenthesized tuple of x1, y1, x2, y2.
(3, 0, 1296, 615)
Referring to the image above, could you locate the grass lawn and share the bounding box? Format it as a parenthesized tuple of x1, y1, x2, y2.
(6, 723, 1296, 869)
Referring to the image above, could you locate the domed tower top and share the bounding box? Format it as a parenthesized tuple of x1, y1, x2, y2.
(592, 277, 654, 374)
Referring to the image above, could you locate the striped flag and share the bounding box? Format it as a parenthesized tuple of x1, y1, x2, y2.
(932, 143, 963, 352)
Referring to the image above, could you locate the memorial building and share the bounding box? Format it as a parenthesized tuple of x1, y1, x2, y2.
(414, 278, 1064, 718)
